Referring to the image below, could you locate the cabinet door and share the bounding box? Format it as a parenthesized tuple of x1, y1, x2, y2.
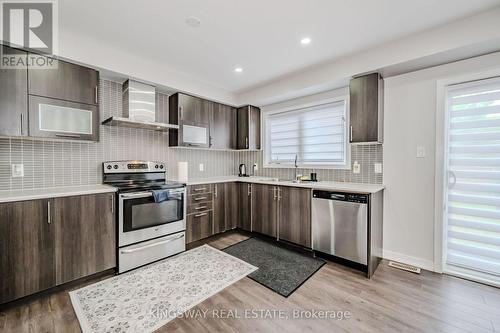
(178, 93, 208, 125)
(225, 182, 239, 230)
(210, 103, 237, 149)
(0, 46, 28, 136)
(0, 199, 54, 304)
(28, 95, 99, 141)
(349, 73, 381, 143)
(238, 183, 252, 231)
(237, 106, 249, 149)
(278, 186, 311, 247)
(249, 106, 261, 149)
(213, 183, 226, 234)
(53, 193, 115, 285)
(28, 54, 99, 105)
(186, 211, 213, 243)
(251, 184, 277, 237)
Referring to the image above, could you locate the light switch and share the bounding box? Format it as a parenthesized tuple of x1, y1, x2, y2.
(352, 161, 361, 174)
(416, 146, 426, 158)
(12, 164, 24, 178)
(374, 163, 382, 174)
(198, 163, 204, 172)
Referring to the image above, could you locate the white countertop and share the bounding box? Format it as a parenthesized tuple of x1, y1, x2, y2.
(175, 176, 384, 194)
(0, 184, 117, 203)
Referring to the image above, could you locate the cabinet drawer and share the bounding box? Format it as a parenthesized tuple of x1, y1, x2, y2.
(186, 211, 213, 243)
(188, 193, 213, 205)
(188, 201, 212, 214)
(187, 184, 213, 195)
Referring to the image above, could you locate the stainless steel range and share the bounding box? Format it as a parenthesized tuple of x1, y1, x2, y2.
(103, 161, 186, 273)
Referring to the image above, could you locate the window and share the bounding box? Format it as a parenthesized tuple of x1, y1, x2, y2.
(444, 77, 500, 281)
(264, 99, 349, 168)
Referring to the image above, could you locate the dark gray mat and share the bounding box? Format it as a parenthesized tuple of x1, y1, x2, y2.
(223, 237, 325, 297)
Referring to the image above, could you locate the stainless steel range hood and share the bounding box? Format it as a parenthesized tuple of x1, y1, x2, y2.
(102, 80, 179, 131)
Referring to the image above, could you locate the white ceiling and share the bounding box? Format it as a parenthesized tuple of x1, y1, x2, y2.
(60, 0, 500, 94)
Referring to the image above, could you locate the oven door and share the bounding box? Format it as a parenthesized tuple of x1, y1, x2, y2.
(118, 188, 186, 247)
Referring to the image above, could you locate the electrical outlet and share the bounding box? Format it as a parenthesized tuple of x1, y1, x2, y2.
(416, 146, 426, 158)
(198, 163, 204, 172)
(374, 163, 382, 174)
(253, 163, 258, 171)
(12, 164, 24, 178)
(352, 161, 361, 174)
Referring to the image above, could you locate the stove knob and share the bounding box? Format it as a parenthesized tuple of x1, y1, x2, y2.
(155, 164, 159, 169)
(106, 165, 112, 170)
(159, 165, 164, 169)
(113, 164, 118, 169)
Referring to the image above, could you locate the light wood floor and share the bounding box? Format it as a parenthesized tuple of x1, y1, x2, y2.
(1, 231, 500, 333)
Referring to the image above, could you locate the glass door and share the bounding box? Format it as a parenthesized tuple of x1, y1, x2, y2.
(444, 77, 500, 286)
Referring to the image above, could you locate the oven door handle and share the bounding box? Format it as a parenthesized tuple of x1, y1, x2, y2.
(120, 234, 185, 254)
(120, 192, 153, 199)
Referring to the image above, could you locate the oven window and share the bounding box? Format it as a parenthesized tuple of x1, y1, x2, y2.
(123, 195, 183, 232)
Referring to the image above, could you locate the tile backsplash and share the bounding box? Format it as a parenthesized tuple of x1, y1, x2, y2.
(0, 79, 383, 191)
(239, 144, 383, 184)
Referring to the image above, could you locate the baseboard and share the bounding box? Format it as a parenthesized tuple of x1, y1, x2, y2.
(383, 250, 435, 272)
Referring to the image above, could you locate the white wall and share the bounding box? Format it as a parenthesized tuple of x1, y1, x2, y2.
(383, 52, 500, 271)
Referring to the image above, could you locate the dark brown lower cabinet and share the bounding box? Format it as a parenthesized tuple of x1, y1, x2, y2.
(53, 193, 116, 285)
(224, 182, 239, 230)
(278, 186, 312, 247)
(213, 183, 225, 234)
(0, 193, 116, 305)
(0, 199, 54, 304)
(251, 184, 278, 237)
(238, 183, 252, 231)
(186, 211, 213, 243)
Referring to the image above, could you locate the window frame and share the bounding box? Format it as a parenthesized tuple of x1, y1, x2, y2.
(262, 95, 351, 170)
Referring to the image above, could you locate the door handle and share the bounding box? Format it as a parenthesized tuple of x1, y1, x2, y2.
(120, 234, 184, 254)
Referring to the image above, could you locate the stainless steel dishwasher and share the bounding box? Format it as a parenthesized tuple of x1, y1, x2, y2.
(312, 190, 368, 265)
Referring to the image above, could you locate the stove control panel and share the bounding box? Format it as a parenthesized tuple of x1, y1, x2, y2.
(103, 161, 166, 174)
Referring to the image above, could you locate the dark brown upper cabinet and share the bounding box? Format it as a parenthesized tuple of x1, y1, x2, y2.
(209, 103, 237, 149)
(169, 93, 210, 148)
(0, 46, 28, 137)
(349, 73, 384, 143)
(237, 105, 261, 150)
(28, 54, 99, 105)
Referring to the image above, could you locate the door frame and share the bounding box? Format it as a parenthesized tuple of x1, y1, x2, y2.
(434, 67, 500, 275)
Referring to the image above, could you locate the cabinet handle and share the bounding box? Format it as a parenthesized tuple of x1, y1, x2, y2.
(179, 106, 183, 120)
(195, 206, 207, 210)
(350, 126, 353, 142)
(20, 114, 23, 135)
(194, 213, 207, 218)
(111, 195, 114, 214)
(47, 201, 51, 224)
(278, 187, 282, 201)
(194, 196, 207, 201)
(55, 133, 81, 139)
(247, 184, 251, 196)
(246, 137, 249, 149)
(94, 86, 98, 104)
(193, 187, 206, 192)
(214, 184, 218, 197)
(273, 187, 277, 200)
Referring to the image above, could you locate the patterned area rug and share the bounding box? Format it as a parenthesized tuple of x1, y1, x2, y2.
(223, 238, 325, 297)
(69, 245, 257, 333)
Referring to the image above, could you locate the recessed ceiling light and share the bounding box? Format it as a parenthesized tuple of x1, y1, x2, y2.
(300, 37, 312, 45)
(186, 16, 201, 28)
(234, 67, 243, 73)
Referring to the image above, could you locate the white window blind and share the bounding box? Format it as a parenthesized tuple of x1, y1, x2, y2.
(445, 77, 500, 277)
(266, 100, 348, 167)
